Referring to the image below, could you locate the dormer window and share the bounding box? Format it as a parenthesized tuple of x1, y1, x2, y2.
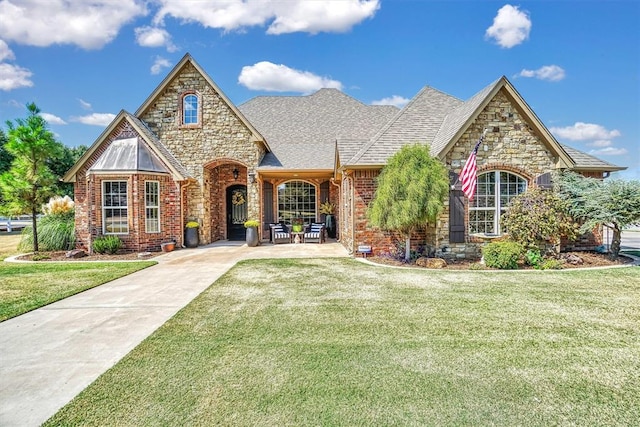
(181, 93, 199, 126)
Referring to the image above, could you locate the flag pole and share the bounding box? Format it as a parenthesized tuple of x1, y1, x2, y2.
(452, 128, 488, 189)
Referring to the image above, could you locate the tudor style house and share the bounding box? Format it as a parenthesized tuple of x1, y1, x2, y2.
(63, 54, 624, 257)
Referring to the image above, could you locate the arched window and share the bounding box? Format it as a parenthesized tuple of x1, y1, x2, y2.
(277, 181, 316, 224)
(469, 171, 527, 235)
(182, 94, 198, 125)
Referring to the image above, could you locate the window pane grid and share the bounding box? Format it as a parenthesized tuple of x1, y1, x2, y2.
(183, 94, 198, 125)
(103, 181, 128, 234)
(277, 181, 316, 224)
(469, 171, 526, 236)
(145, 181, 160, 233)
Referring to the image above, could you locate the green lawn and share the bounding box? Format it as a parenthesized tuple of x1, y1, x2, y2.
(46, 259, 640, 426)
(0, 233, 156, 321)
(0, 261, 156, 321)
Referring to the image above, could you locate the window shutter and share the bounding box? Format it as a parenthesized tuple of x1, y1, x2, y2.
(535, 172, 553, 189)
(262, 181, 273, 232)
(449, 189, 465, 243)
(320, 181, 330, 206)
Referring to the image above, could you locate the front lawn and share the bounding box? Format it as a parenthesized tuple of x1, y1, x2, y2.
(46, 259, 640, 426)
(0, 261, 156, 321)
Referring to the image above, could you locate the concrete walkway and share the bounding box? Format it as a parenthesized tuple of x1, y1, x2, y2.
(0, 241, 348, 427)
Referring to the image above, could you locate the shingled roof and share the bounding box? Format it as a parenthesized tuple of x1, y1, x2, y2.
(347, 86, 463, 166)
(560, 143, 626, 172)
(239, 89, 397, 170)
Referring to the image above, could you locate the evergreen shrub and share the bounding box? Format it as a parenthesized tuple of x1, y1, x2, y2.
(483, 241, 523, 269)
(93, 235, 123, 254)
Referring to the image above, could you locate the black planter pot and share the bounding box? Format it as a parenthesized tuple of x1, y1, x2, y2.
(246, 227, 259, 247)
(325, 214, 336, 238)
(184, 227, 199, 248)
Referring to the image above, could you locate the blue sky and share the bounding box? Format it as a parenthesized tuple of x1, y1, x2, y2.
(1, 0, 638, 179)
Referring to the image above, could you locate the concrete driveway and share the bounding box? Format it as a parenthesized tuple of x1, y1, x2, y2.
(0, 241, 348, 427)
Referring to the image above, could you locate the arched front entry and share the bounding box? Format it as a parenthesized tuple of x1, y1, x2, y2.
(227, 184, 247, 240)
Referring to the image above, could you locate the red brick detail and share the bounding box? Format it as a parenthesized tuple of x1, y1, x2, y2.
(207, 163, 247, 242)
(72, 122, 183, 253)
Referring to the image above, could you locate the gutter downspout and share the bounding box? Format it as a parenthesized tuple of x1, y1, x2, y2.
(330, 177, 341, 242)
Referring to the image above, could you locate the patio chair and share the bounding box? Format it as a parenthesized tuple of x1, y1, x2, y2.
(270, 224, 291, 244)
(304, 223, 325, 244)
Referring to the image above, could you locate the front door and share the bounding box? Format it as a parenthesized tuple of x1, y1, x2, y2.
(227, 185, 247, 240)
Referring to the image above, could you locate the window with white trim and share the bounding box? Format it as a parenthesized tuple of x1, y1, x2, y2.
(277, 181, 316, 224)
(469, 171, 527, 235)
(103, 181, 128, 234)
(182, 93, 198, 125)
(145, 181, 160, 233)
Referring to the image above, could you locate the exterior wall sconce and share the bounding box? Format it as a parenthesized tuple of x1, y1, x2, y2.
(232, 167, 239, 180)
(248, 172, 256, 183)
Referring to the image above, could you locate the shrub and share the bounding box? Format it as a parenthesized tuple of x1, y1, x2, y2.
(19, 211, 75, 251)
(483, 241, 523, 269)
(539, 258, 564, 270)
(502, 187, 578, 253)
(244, 219, 260, 228)
(524, 249, 542, 268)
(42, 195, 75, 215)
(92, 235, 123, 254)
(185, 221, 199, 228)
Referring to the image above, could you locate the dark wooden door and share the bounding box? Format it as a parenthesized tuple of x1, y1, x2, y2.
(227, 185, 247, 240)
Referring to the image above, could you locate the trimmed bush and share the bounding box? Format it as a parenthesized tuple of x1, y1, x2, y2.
(19, 211, 75, 252)
(483, 241, 523, 270)
(92, 235, 123, 254)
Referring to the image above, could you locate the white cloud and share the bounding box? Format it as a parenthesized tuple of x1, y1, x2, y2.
(0, 39, 14, 61)
(587, 140, 612, 148)
(0, 0, 146, 49)
(151, 56, 172, 75)
(238, 61, 342, 93)
(135, 26, 177, 52)
(78, 99, 92, 110)
(267, 0, 380, 35)
(371, 95, 409, 108)
(71, 113, 116, 126)
(550, 122, 621, 141)
(588, 147, 628, 156)
(486, 4, 531, 48)
(0, 62, 33, 91)
(153, 0, 379, 34)
(518, 65, 565, 82)
(40, 112, 66, 125)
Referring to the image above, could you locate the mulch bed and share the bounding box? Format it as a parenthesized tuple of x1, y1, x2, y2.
(16, 251, 160, 262)
(366, 251, 634, 270)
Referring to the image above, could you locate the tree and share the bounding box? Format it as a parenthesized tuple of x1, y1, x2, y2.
(556, 171, 640, 258)
(0, 103, 63, 252)
(502, 187, 578, 253)
(0, 129, 13, 173)
(368, 144, 449, 261)
(0, 129, 14, 207)
(48, 144, 88, 197)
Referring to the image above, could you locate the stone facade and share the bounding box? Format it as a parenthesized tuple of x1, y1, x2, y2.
(139, 62, 266, 245)
(340, 89, 564, 259)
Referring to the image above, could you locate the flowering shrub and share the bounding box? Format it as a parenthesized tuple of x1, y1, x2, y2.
(502, 188, 577, 253)
(42, 195, 74, 215)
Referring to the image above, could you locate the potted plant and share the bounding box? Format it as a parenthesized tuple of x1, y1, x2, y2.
(184, 221, 199, 248)
(320, 200, 337, 238)
(291, 217, 304, 233)
(244, 219, 260, 247)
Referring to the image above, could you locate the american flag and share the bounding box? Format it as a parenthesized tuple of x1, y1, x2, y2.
(459, 132, 486, 200)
